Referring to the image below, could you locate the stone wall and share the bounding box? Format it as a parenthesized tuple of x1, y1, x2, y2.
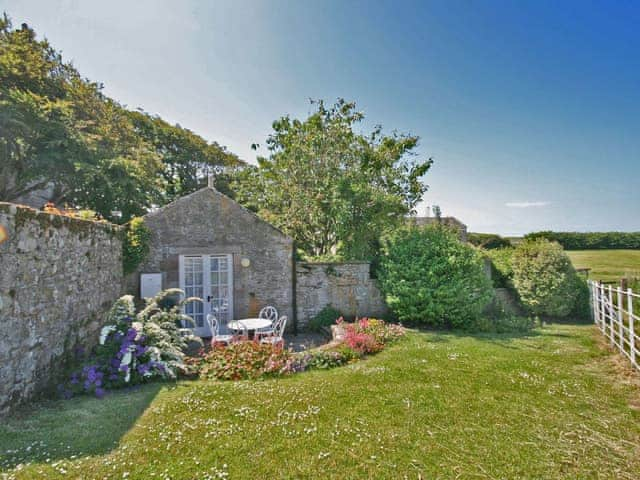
(0, 203, 122, 415)
(296, 262, 387, 328)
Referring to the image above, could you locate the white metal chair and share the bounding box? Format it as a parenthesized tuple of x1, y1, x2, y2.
(255, 305, 279, 339)
(206, 313, 233, 346)
(260, 315, 287, 347)
(259, 306, 278, 322)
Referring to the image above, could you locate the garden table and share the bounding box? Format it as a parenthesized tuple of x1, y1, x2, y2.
(228, 318, 273, 339)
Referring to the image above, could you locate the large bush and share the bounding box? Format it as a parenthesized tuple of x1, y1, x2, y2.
(511, 239, 586, 317)
(378, 226, 494, 328)
(61, 290, 199, 398)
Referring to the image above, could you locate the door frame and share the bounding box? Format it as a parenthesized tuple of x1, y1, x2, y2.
(178, 253, 234, 337)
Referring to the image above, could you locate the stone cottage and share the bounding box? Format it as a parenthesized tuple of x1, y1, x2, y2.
(411, 216, 468, 242)
(131, 187, 295, 336)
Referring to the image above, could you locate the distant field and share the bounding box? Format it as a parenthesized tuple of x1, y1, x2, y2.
(567, 249, 640, 282)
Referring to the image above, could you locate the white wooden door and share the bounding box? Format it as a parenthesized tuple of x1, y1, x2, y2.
(206, 254, 233, 334)
(179, 254, 234, 337)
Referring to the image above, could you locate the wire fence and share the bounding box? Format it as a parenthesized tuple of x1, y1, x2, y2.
(589, 280, 639, 371)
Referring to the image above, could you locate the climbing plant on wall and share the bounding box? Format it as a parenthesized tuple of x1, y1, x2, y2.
(122, 217, 151, 275)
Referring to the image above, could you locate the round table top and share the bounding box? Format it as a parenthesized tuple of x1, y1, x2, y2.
(228, 318, 272, 331)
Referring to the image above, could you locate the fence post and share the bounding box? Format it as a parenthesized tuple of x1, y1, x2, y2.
(599, 283, 605, 333)
(590, 282, 596, 324)
(617, 287, 623, 352)
(629, 289, 636, 367)
(608, 285, 614, 346)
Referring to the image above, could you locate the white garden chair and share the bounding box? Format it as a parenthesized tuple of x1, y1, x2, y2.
(206, 313, 233, 347)
(259, 306, 278, 322)
(255, 305, 279, 339)
(260, 315, 287, 347)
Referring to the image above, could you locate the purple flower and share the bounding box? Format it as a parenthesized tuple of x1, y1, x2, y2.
(126, 328, 137, 341)
(135, 345, 147, 357)
(119, 364, 129, 372)
(137, 363, 151, 375)
(87, 368, 98, 382)
(95, 387, 105, 398)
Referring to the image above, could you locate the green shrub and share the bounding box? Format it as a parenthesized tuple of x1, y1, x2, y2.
(485, 247, 515, 289)
(468, 232, 512, 249)
(378, 226, 494, 328)
(571, 276, 591, 319)
(511, 239, 585, 318)
(122, 217, 151, 275)
(308, 305, 343, 332)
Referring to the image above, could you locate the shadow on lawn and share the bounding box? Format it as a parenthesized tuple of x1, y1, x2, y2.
(0, 383, 163, 470)
(413, 316, 592, 347)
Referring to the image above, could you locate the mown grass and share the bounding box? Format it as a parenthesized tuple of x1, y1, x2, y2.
(567, 249, 640, 282)
(1, 324, 639, 479)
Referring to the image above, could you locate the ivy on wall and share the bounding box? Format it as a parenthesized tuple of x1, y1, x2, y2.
(122, 217, 151, 275)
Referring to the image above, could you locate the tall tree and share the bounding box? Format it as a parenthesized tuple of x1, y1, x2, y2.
(0, 14, 241, 221)
(233, 99, 432, 259)
(127, 110, 242, 202)
(0, 14, 162, 220)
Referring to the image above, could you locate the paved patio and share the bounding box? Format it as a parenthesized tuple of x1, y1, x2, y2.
(284, 331, 329, 352)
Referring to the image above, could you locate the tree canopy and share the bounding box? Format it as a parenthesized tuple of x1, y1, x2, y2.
(233, 99, 432, 260)
(0, 14, 241, 222)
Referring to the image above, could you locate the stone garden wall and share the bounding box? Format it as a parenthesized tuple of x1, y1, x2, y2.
(0, 203, 122, 415)
(296, 262, 388, 329)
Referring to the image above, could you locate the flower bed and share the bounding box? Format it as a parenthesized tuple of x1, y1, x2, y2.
(60, 290, 201, 399)
(189, 318, 405, 381)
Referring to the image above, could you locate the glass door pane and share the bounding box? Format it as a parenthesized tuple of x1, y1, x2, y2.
(209, 255, 232, 329)
(183, 256, 204, 328)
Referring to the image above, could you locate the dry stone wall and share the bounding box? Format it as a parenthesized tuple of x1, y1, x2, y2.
(296, 262, 388, 328)
(0, 203, 122, 415)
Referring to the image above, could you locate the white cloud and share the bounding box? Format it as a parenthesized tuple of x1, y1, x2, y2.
(505, 201, 550, 208)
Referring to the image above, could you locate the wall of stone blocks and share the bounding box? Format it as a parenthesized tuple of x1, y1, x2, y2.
(0, 203, 122, 415)
(296, 262, 388, 328)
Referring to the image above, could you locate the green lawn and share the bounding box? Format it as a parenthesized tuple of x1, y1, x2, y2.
(2, 325, 639, 479)
(567, 249, 640, 282)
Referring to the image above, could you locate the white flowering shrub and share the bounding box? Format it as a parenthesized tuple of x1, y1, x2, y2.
(61, 289, 201, 398)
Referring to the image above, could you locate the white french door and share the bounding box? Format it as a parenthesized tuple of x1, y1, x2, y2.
(179, 254, 233, 337)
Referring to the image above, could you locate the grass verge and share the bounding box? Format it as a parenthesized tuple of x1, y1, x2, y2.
(1, 324, 639, 479)
(567, 249, 640, 282)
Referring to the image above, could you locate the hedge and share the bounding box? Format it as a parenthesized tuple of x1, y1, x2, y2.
(524, 231, 640, 250)
(468, 232, 512, 250)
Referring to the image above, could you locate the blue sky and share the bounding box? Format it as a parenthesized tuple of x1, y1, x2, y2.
(2, 0, 639, 235)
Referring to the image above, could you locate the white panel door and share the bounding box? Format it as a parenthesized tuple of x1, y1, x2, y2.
(180, 256, 206, 336)
(207, 255, 234, 334)
(179, 254, 233, 337)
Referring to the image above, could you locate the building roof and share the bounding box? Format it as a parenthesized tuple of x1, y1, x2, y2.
(144, 186, 292, 240)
